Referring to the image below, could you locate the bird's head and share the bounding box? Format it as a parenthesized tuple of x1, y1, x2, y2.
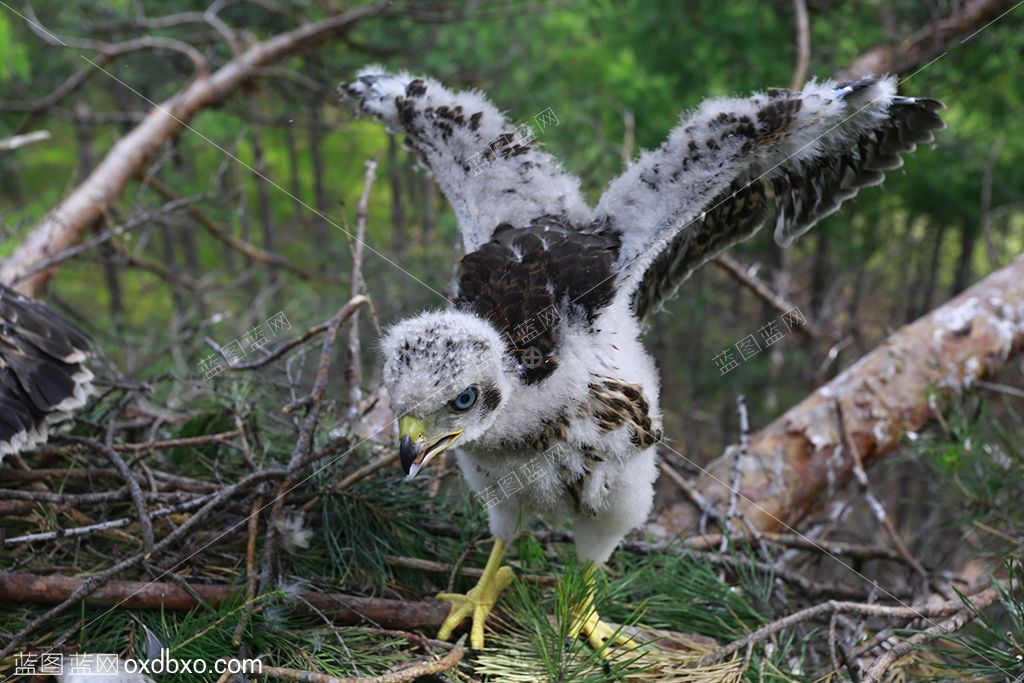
(381, 310, 510, 479)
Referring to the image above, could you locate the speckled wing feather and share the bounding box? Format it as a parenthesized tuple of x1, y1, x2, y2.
(593, 77, 945, 320)
(0, 285, 94, 459)
(341, 67, 590, 254)
(769, 92, 944, 247)
(632, 179, 770, 318)
(455, 217, 620, 384)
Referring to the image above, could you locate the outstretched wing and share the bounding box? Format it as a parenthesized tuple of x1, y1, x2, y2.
(0, 285, 94, 459)
(341, 67, 590, 254)
(594, 77, 944, 319)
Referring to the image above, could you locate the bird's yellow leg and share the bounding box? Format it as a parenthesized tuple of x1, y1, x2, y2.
(569, 564, 639, 655)
(436, 538, 515, 649)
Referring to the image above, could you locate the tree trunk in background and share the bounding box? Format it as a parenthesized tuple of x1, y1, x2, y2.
(73, 103, 124, 326)
(846, 232, 867, 356)
(662, 250, 1024, 536)
(809, 231, 829, 321)
(921, 221, 946, 315)
(308, 95, 328, 253)
(232, 142, 249, 266)
(388, 135, 406, 253)
(765, 245, 790, 412)
(808, 230, 831, 381)
(896, 215, 916, 324)
(422, 174, 436, 244)
(250, 128, 278, 285)
(951, 223, 978, 296)
(405, 160, 420, 243)
(284, 117, 304, 225)
(903, 228, 923, 324)
(159, 220, 184, 314)
(687, 271, 709, 459)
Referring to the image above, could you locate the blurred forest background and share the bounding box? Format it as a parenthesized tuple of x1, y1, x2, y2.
(2, 1, 1024, 681)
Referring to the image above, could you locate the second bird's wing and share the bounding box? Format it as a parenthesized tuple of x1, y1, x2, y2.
(0, 285, 94, 459)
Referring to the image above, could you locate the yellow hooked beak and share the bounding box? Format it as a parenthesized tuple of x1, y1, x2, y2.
(398, 415, 463, 480)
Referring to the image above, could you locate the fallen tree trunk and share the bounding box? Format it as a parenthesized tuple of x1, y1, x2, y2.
(0, 1, 389, 297)
(840, 0, 1019, 80)
(0, 571, 449, 631)
(668, 252, 1024, 533)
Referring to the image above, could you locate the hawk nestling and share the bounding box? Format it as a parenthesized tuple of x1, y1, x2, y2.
(342, 69, 943, 651)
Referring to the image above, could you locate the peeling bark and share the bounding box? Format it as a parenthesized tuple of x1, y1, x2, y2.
(670, 253, 1024, 533)
(0, 1, 389, 297)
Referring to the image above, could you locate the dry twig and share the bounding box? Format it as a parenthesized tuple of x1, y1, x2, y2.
(261, 296, 369, 588)
(697, 587, 997, 667)
(720, 395, 750, 553)
(260, 642, 464, 683)
(2, 492, 214, 547)
(789, 0, 811, 91)
(346, 159, 379, 418)
(0, 467, 287, 659)
(233, 495, 264, 646)
(835, 399, 928, 579)
(710, 254, 827, 341)
(0, 130, 51, 151)
(861, 586, 1000, 682)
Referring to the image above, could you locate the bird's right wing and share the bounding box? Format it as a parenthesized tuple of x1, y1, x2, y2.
(341, 67, 590, 254)
(593, 77, 944, 320)
(0, 285, 94, 459)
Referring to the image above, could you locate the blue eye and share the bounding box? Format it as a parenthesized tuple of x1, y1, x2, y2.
(450, 386, 478, 411)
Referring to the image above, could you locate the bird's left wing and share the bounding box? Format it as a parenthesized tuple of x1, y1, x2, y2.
(341, 67, 590, 253)
(594, 77, 944, 319)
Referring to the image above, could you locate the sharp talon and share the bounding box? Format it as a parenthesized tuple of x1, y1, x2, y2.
(433, 546, 513, 650)
(603, 661, 612, 675)
(564, 636, 572, 653)
(576, 605, 638, 658)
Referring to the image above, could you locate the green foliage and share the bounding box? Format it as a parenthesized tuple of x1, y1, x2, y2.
(0, 14, 31, 83)
(606, 551, 769, 641)
(307, 473, 449, 591)
(479, 561, 650, 682)
(920, 395, 1024, 547)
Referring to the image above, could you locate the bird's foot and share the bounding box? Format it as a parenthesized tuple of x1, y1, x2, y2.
(569, 604, 639, 657)
(436, 565, 515, 649)
(569, 571, 639, 658)
(573, 609, 639, 655)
